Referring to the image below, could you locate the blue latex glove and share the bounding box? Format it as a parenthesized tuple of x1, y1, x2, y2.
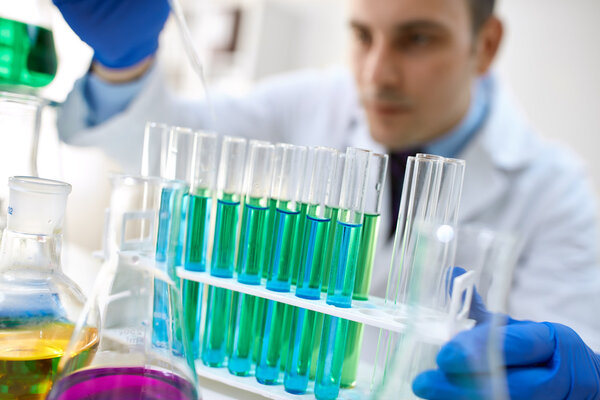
(413, 274, 600, 399)
(52, 0, 170, 68)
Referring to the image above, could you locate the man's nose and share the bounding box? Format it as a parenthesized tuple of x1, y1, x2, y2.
(363, 42, 402, 87)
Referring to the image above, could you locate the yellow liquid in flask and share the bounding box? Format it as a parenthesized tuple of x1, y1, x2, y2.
(0, 322, 99, 399)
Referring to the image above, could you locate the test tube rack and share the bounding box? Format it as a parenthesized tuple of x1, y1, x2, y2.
(177, 268, 476, 399)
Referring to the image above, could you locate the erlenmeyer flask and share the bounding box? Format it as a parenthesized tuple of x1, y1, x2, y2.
(48, 253, 199, 400)
(0, 0, 57, 88)
(47, 174, 199, 399)
(0, 176, 97, 400)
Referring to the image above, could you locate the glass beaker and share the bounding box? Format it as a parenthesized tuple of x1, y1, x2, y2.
(0, 0, 57, 88)
(0, 176, 97, 400)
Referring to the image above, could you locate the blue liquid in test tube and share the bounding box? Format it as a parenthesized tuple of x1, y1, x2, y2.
(326, 220, 363, 308)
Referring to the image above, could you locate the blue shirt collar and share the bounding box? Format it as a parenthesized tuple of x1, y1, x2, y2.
(424, 75, 493, 159)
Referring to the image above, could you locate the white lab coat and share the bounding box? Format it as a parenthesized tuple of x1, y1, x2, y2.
(58, 66, 600, 351)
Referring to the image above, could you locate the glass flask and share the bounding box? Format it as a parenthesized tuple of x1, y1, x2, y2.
(47, 174, 199, 400)
(0, 176, 96, 400)
(0, 0, 57, 88)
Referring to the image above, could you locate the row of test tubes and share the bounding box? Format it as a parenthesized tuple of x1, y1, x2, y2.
(142, 122, 389, 399)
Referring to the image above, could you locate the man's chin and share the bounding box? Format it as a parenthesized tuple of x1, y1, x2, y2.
(368, 126, 420, 151)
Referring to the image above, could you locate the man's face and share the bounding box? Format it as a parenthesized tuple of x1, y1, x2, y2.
(350, 0, 481, 150)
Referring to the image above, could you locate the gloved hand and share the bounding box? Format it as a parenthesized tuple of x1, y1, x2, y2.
(52, 0, 170, 69)
(413, 283, 600, 399)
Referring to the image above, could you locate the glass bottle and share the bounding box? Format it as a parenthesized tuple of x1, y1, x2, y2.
(0, 176, 98, 400)
(0, 0, 57, 88)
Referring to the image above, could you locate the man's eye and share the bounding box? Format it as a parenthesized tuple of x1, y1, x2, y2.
(398, 33, 434, 49)
(354, 29, 372, 46)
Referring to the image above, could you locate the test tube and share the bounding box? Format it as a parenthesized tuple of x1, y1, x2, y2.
(279, 148, 315, 376)
(236, 140, 275, 284)
(308, 152, 345, 380)
(289, 147, 315, 286)
(201, 136, 247, 368)
(320, 152, 346, 293)
(283, 148, 338, 394)
(265, 143, 307, 291)
(210, 136, 247, 278)
(295, 147, 339, 299)
(326, 147, 371, 308)
(148, 126, 194, 350)
(154, 126, 196, 268)
(181, 131, 219, 359)
(254, 144, 306, 385)
(315, 148, 371, 400)
(184, 131, 219, 272)
(141, 121, 170, 178)
(372, 154, 464, 388)
(226, 141, 274, 376)
(340, 152, 388, 389)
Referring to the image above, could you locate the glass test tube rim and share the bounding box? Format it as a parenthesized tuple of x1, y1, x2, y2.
(216, 136, 248, 199)
(243, 141, 275, 203)
(364, 152, 389, 215)
(306, 147, 339, 218)
(189, 130, 219, 194)
(338, 147, 371, 222)
(271, 143, 307, 207)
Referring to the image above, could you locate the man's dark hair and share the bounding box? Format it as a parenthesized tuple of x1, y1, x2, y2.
(467, 0, 496, 32)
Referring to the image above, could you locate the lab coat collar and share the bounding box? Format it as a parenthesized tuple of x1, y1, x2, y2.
(469, 76, 541, 171)
(458, 76, 542, 221)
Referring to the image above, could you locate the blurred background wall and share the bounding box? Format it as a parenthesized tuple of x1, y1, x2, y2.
(28, 0, 600, 259)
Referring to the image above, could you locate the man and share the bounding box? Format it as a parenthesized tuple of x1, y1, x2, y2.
(54, 0, 600, 352)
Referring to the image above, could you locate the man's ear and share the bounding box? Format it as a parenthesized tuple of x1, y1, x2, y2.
(475, 16, 503, 75)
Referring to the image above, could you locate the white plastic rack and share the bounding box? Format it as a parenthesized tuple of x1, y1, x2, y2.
(177, 268, 476, 399)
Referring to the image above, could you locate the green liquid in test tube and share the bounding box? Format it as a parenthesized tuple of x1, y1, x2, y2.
(169, 129, 219, 359)
(257, 143, 307, 384)
(290, 202, 309, 286)
(280, 148, 314, 374)
(228, 141, 275, 376)
(294, 147, 340, 304)
(237, 196, 271, 284)
(320, 153, 345, 293)
(227, 292, 258, 375)
(182, 190, 212, 357)
(266, 199, 301, 292)
(316, 148, 371, 399)
(201, 136, 247, 368)
(308, 152, 345, 383)
(211, 193, 241, 278)
(201, 286, 232, 367)
(341, 153, 388, 388)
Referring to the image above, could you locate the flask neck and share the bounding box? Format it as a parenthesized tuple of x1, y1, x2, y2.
(0, 229, 62, 274)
